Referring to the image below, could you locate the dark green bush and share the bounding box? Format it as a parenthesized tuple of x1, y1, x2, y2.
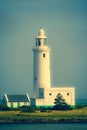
(53, 93, 71, 110)
(0, 104, 9, 111)
(20, 106, 37, 112)
(39, 107, 47, 112)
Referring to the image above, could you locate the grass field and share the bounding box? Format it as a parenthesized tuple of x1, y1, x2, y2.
(0, 107, 87, 124)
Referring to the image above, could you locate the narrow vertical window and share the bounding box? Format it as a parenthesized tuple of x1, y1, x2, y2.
(43, 53, 45, 57)
(41, 92, 43, 97)
(38, 39, 41, 46)
(34, 76, 37, 81)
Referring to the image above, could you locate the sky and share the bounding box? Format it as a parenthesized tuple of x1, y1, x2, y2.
(0, 0, 87, 99)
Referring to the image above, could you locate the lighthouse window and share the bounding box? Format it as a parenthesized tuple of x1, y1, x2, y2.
(34, 76, 37, 81)
(38, 39, 41, 46)
(43, 53, 45, 57)
(67, 93, 69, 96)
(35, 39, 37, 46)
(49, 93, 52, 96)
(41, 92, 43, 97)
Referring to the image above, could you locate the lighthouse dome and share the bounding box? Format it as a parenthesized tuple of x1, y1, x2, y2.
(37, 28, 47, 38)
(39, 28, 45, 36)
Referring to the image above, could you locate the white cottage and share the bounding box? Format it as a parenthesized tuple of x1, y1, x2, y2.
(3, 93, 30, 108)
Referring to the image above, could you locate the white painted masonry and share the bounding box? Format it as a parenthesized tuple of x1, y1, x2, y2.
(31, 28, 75, 107)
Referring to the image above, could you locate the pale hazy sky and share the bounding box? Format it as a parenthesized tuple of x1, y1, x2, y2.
(0, 0, 87, 99)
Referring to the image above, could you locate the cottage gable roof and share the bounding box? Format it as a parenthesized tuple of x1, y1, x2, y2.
(5, 94, 30, 102)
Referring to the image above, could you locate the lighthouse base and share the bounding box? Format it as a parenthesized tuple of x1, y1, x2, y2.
(31, 87, 75, 108)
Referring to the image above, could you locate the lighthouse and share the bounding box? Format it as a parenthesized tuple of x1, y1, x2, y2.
(31, 28, 75, 108)
(33, 28, 51, 98)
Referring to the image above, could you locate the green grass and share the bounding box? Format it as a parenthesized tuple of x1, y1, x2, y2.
(0, 107, 87, 123)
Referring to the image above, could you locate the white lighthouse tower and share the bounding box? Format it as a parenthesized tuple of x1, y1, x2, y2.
(33, 28, 51, 98)
(31, 28, 75, 108)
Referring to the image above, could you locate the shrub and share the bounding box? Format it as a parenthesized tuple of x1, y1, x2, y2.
(20, 106, 37, 112)
(0, 104, 9, 111)
(53, 93, 71, 110)
(39, 107, 47, 112)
